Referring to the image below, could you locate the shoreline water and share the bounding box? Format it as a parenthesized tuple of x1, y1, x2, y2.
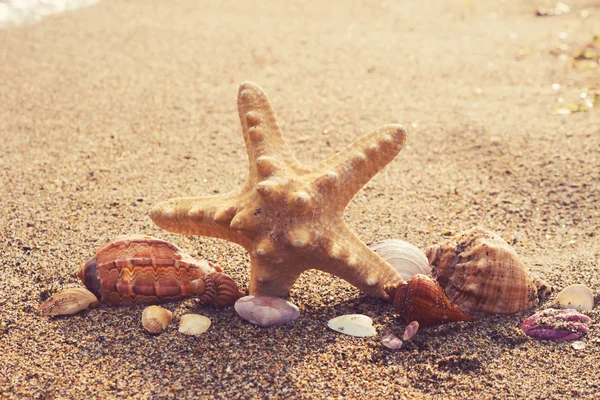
(0, 0, 98, 27)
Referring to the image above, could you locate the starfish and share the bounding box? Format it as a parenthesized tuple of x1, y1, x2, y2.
(150, 82, 406, 299)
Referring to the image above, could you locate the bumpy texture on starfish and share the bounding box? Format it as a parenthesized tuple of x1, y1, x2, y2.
(150, 82, 407, 298)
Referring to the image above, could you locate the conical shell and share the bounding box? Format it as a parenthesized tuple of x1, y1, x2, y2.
(426, 227, 550, 315)
(142, 305, 173, 334)
(555, 284, 594, 311)
(327, 314, 377, 337)
(38, 287, 99, 316)
(178, 314, 211, 336)
(385, 274, 475, 327)
(77, 235, 243, 307)
(234, 296, 300, 327)
(370, 239, 431, 281)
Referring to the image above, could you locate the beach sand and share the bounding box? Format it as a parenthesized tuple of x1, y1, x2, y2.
(1, 0, 599, 398)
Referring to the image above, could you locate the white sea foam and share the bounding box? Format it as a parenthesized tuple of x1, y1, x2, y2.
(0, 0, 99, 27)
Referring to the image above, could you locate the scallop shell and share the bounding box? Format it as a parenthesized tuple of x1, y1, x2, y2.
(178, 314, 211, 336)
(327, 314, 377, 337)
(519, 308, 591, 341)
(381, 333, 403, 350)
(370, 239, 431, 281)
(38, 287, 99, 316)
(385, 274, 474, 327)
(142, 305, 173, 334)
(234, 296, 300, 327)
(426, 227, 551, 315)
(78, 234, 243, 307)
(402, 321, 419, 341)
(555, 284, 594, 311)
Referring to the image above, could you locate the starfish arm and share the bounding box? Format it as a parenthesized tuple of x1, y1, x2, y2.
(317, 223, 403, 299)
(310, 124, 406, 210)
(150, 194, 251, 247)
(248, 256, 304, 298)
(237, 82, 305, 181)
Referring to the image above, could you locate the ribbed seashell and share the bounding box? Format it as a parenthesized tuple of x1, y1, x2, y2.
(519, 308, 591, 341)
(178, 314, 211, 336)
(555, 284, 594, 311)
(402, 321, 419, 341)
(77, 235, 243, 307)
(385, 274, 475, 327)
(381, 333, 403, 350)
(426, 227, 551, 315)
(327, 314, 377, 337)
(234, 296, 300, 327)
(370, 239, 431, 281)
(38, 287, 99, 316)
(142, 305, 173, 334)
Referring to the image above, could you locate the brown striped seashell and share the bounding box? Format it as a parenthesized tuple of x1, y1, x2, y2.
(38, 287, 99, 316)
(385, 274, 475, 327)
(178, 314, 211, 336)
(77, 235, 244, 307)
(142, 305, 173, 334)
(426, 227, 551, 315)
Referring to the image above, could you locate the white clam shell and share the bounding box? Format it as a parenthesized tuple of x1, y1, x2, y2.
(142, 305, 173, 334)
(327, 314, 377, 337)
(370, 239, 431, 281)
(38, 287, 99, 316)
(556, 284, 594, 311)
(235, 296, 300, 327)
(381, 333, 403, 350)
(178, 314, 211, 336)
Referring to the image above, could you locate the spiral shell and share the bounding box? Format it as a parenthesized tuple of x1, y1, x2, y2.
(142, 305, 173, 333)
(370, 239, 431, 281)
(38, 287, 99, 316)
(234, 296, 300, 327)
(178, 314, 211, 336)
(77, 235, 243, 307)
(385, 274, 475, 327)
(426, 227, 551, 315)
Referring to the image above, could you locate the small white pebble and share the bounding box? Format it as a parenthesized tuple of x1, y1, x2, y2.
(552, 83, 561, 90)
(572, 341, 586, 350)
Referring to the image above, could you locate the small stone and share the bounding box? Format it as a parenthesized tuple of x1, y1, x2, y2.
(402, 321, 419, 341)
(571, 341, 586, 350)
(381, 333, 403, 350)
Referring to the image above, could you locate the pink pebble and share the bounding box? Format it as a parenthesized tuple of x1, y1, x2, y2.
(381, 333, 403, 350)
(402, 321, 419, 341)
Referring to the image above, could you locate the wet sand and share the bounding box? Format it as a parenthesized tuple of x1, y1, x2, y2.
(1, 0, 599, 398)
